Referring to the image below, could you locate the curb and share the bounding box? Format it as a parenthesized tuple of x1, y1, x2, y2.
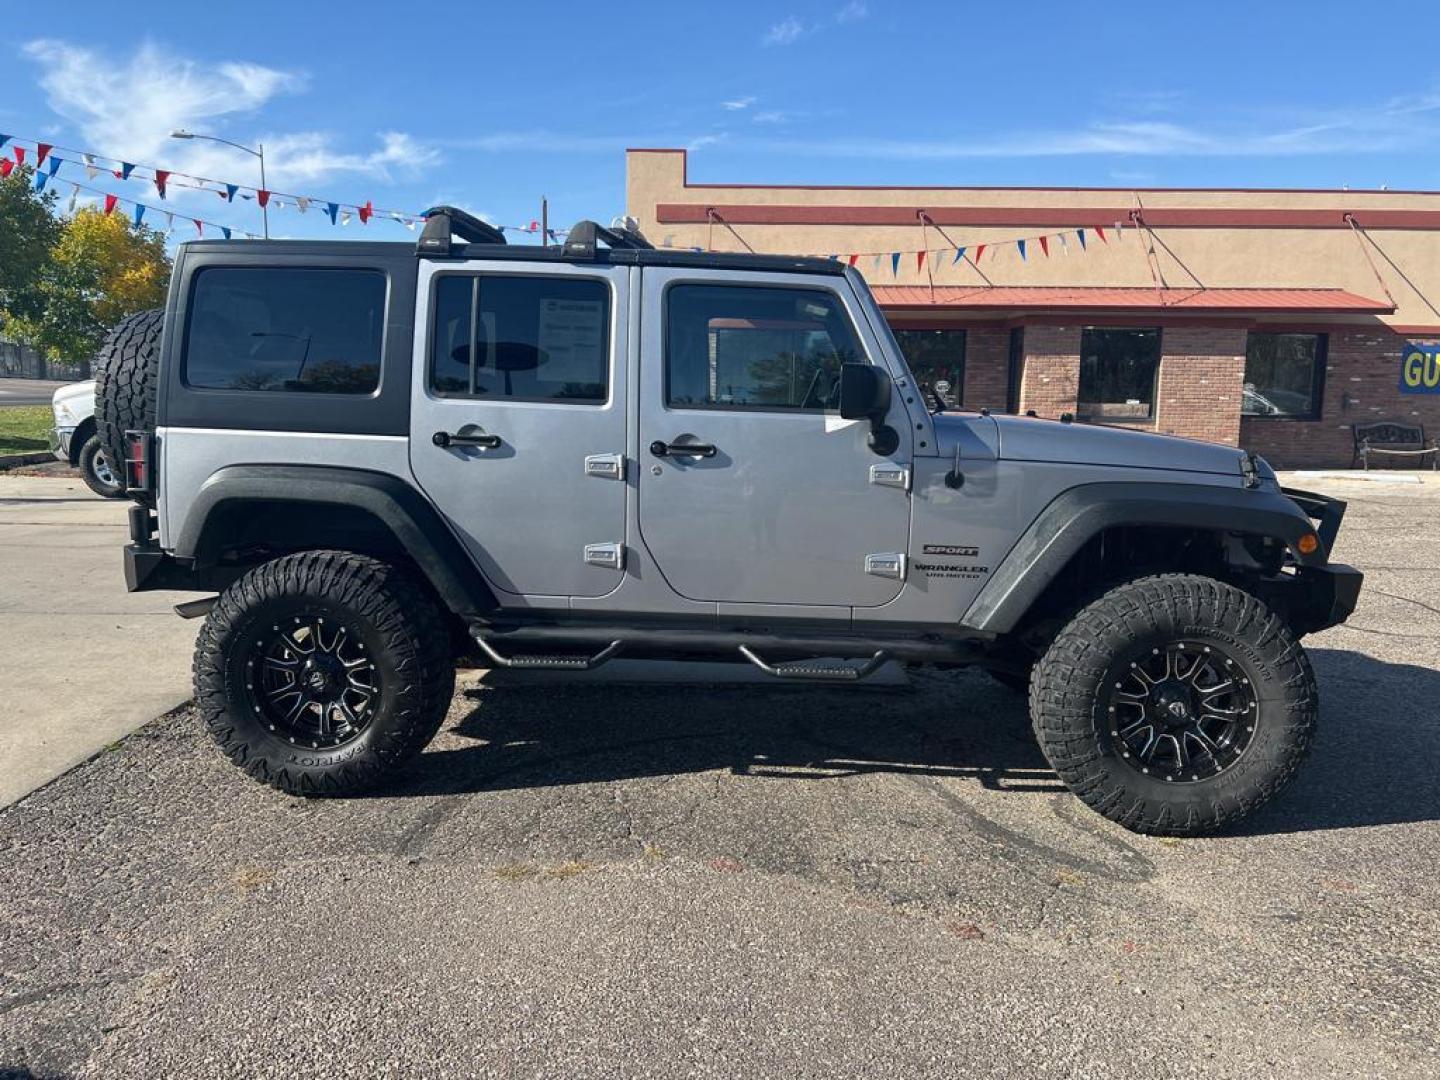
(0, 451, 57, 470)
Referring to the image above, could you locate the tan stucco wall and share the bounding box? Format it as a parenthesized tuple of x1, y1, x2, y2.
(626, 149, 1440, 331)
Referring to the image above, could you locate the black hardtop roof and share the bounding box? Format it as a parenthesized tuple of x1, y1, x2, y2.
(177, 238, 847, 276)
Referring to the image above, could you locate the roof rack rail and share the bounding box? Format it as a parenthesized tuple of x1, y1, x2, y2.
(563, 217, 653, 260)
(417, 205, 507, 255)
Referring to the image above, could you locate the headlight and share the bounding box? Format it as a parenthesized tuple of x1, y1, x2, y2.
(54, 399, 78, 424)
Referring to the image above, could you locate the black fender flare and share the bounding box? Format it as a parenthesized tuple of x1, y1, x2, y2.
(960, 481, 1322, 634)
(174, 464, 496, 617)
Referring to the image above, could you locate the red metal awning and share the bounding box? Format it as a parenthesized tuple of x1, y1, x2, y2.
(868, 285, 1393, 314)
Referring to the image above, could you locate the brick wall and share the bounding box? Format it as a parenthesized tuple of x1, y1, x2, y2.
(961, 328, 1009, 411)
(1155, 327, 1247, 445)
(1240, 328, 1440, 468)
(1018, 325, 1082, 417)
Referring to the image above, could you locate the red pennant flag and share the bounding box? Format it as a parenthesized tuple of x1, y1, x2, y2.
(0, 158, 12, 178)
(103, 194, 118, 215)
(14, 146, 25, 165)
(360, 200, 374, 225)
(1095, 225, 1108, 244)
(973, 243, 986, 264)
(1038, 235, 1050, 258)
(256, 190, 270, 208)
(528, 219, 538, 232)
(153, 170, 169, 199)
(194, 219, 204, 237)
(916, 250, 927, 272)
(847, 254, 860, 267)
(36, 143, 51, 167)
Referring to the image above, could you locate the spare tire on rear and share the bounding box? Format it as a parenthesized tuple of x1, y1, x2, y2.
(93, 308, 163, 505)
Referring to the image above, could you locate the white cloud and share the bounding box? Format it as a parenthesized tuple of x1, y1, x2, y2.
(752, 110, 792, 124)
(763, 3, 868, 46)
(763, 17, 809, 46)
(722, 96, 757, 111)
(21, 39, 439, 195)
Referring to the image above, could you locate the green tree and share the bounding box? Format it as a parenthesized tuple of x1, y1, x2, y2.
(14, 206, 171, 361)
(0, 166, 62, 330)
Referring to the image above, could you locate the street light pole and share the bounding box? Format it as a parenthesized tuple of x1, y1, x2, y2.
(170, 129, 269, 239)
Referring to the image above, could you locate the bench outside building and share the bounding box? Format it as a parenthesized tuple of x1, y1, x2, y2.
(1353, 421, 1438, 470)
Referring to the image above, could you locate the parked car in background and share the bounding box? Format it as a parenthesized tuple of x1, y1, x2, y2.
(48, 380, 124, 498)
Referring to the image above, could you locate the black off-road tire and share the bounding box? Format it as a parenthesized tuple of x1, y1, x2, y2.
(1031, 574, 1317, 836)
(194, 551, 455, 795)
(93, 307, 163, 505)
(77, 433, 125, 499)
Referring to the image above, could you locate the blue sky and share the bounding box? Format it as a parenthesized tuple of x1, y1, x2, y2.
(3, 0, 1438, 243)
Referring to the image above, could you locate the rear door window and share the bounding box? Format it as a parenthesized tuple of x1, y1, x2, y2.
(430, 274, 610, 403)
(183, 268, 386, 394)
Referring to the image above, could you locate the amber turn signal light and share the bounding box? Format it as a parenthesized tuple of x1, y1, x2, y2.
(1296, 533, 1319, 556)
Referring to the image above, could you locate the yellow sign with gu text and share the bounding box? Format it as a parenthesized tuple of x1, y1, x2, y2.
(1401, 343, 1440, 394)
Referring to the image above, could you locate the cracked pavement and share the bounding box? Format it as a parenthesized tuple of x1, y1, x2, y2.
(2, 474, 1438, 1078)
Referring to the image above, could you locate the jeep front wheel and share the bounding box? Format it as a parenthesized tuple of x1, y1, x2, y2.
(194, 551, 454, 795)
(1031, 574, 1317, 836)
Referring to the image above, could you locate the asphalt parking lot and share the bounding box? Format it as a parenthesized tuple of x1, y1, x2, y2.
(2, 474, 1438, 1078)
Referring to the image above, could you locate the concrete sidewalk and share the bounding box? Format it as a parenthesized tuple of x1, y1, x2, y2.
(0, 475, 200, 807)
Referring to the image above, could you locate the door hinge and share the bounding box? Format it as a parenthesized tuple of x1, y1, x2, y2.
(869, 463, 911, 491)
(583, 542, 626, 570)
(864, 552, 907, 581)
(584, 452, 626, 480)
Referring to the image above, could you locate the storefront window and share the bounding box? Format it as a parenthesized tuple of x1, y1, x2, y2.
(893, 329, 966, 408)
(1243, 333, 1326, 419)
(1078, 328, 1160, 421)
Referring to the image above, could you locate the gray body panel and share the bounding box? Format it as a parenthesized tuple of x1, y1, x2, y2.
(407, 260, 631, 602)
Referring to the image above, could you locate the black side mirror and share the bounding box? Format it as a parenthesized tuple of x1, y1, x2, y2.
(838, 363, 892, 420)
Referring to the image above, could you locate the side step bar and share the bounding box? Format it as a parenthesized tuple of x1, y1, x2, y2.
(472, 635, 625, 671)
(738, 646, 890, 682)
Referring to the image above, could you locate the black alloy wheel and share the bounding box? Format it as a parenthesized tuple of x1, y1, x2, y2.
(1104, 640, 1258, 783)
(246, 615, 379, 750)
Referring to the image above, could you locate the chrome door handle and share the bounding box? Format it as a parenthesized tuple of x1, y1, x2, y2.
(649, 439, 717, 458)
(433, 430, 502, 449)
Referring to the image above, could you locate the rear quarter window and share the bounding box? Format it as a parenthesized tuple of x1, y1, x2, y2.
(183, 267, 387, 394)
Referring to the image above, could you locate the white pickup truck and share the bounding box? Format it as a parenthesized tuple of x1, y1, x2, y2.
(47, 380, 123, 498)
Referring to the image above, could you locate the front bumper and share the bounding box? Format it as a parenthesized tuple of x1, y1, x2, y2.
(1292, 563, 1364, 634)
(48, 425, 75, 462)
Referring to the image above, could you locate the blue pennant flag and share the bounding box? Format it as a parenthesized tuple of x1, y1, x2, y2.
(220, 226, 232, 240)
(1076, 229, 1087, 250)
(46, 157, 61, 177)
(952, 246, 966, 265)
(326, 202, 339, 225)
(890, 252, 901, 276)
(119, 162, 134, 180)
(224, 183, 238, 202)
(1017, 239, 1027, 261)
(33, 170, 48, 192)
(132, 204, 145, 227)
(0, 134, 9, 151)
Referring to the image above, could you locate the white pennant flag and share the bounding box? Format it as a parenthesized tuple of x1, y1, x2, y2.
(67, 184, 79, 214)
(296, 196, 310, 214)
(164, 212, 174, 237)
(340, 211, 352, 226)
(82, 153, 98, 180)
(1058, 232, 1069, 255)
(273, 198, 285, 210)
(404, 218, 415, 231)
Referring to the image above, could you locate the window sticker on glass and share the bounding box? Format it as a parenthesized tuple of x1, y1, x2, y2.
(537, 298, 606, 388)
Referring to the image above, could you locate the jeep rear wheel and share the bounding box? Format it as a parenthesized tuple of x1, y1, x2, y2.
(194, 551, 454, 795)
(1031, 574, 1317, 836)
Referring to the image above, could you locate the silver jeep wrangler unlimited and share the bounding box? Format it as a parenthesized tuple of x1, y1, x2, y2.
(99, 208, 1361, 836)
